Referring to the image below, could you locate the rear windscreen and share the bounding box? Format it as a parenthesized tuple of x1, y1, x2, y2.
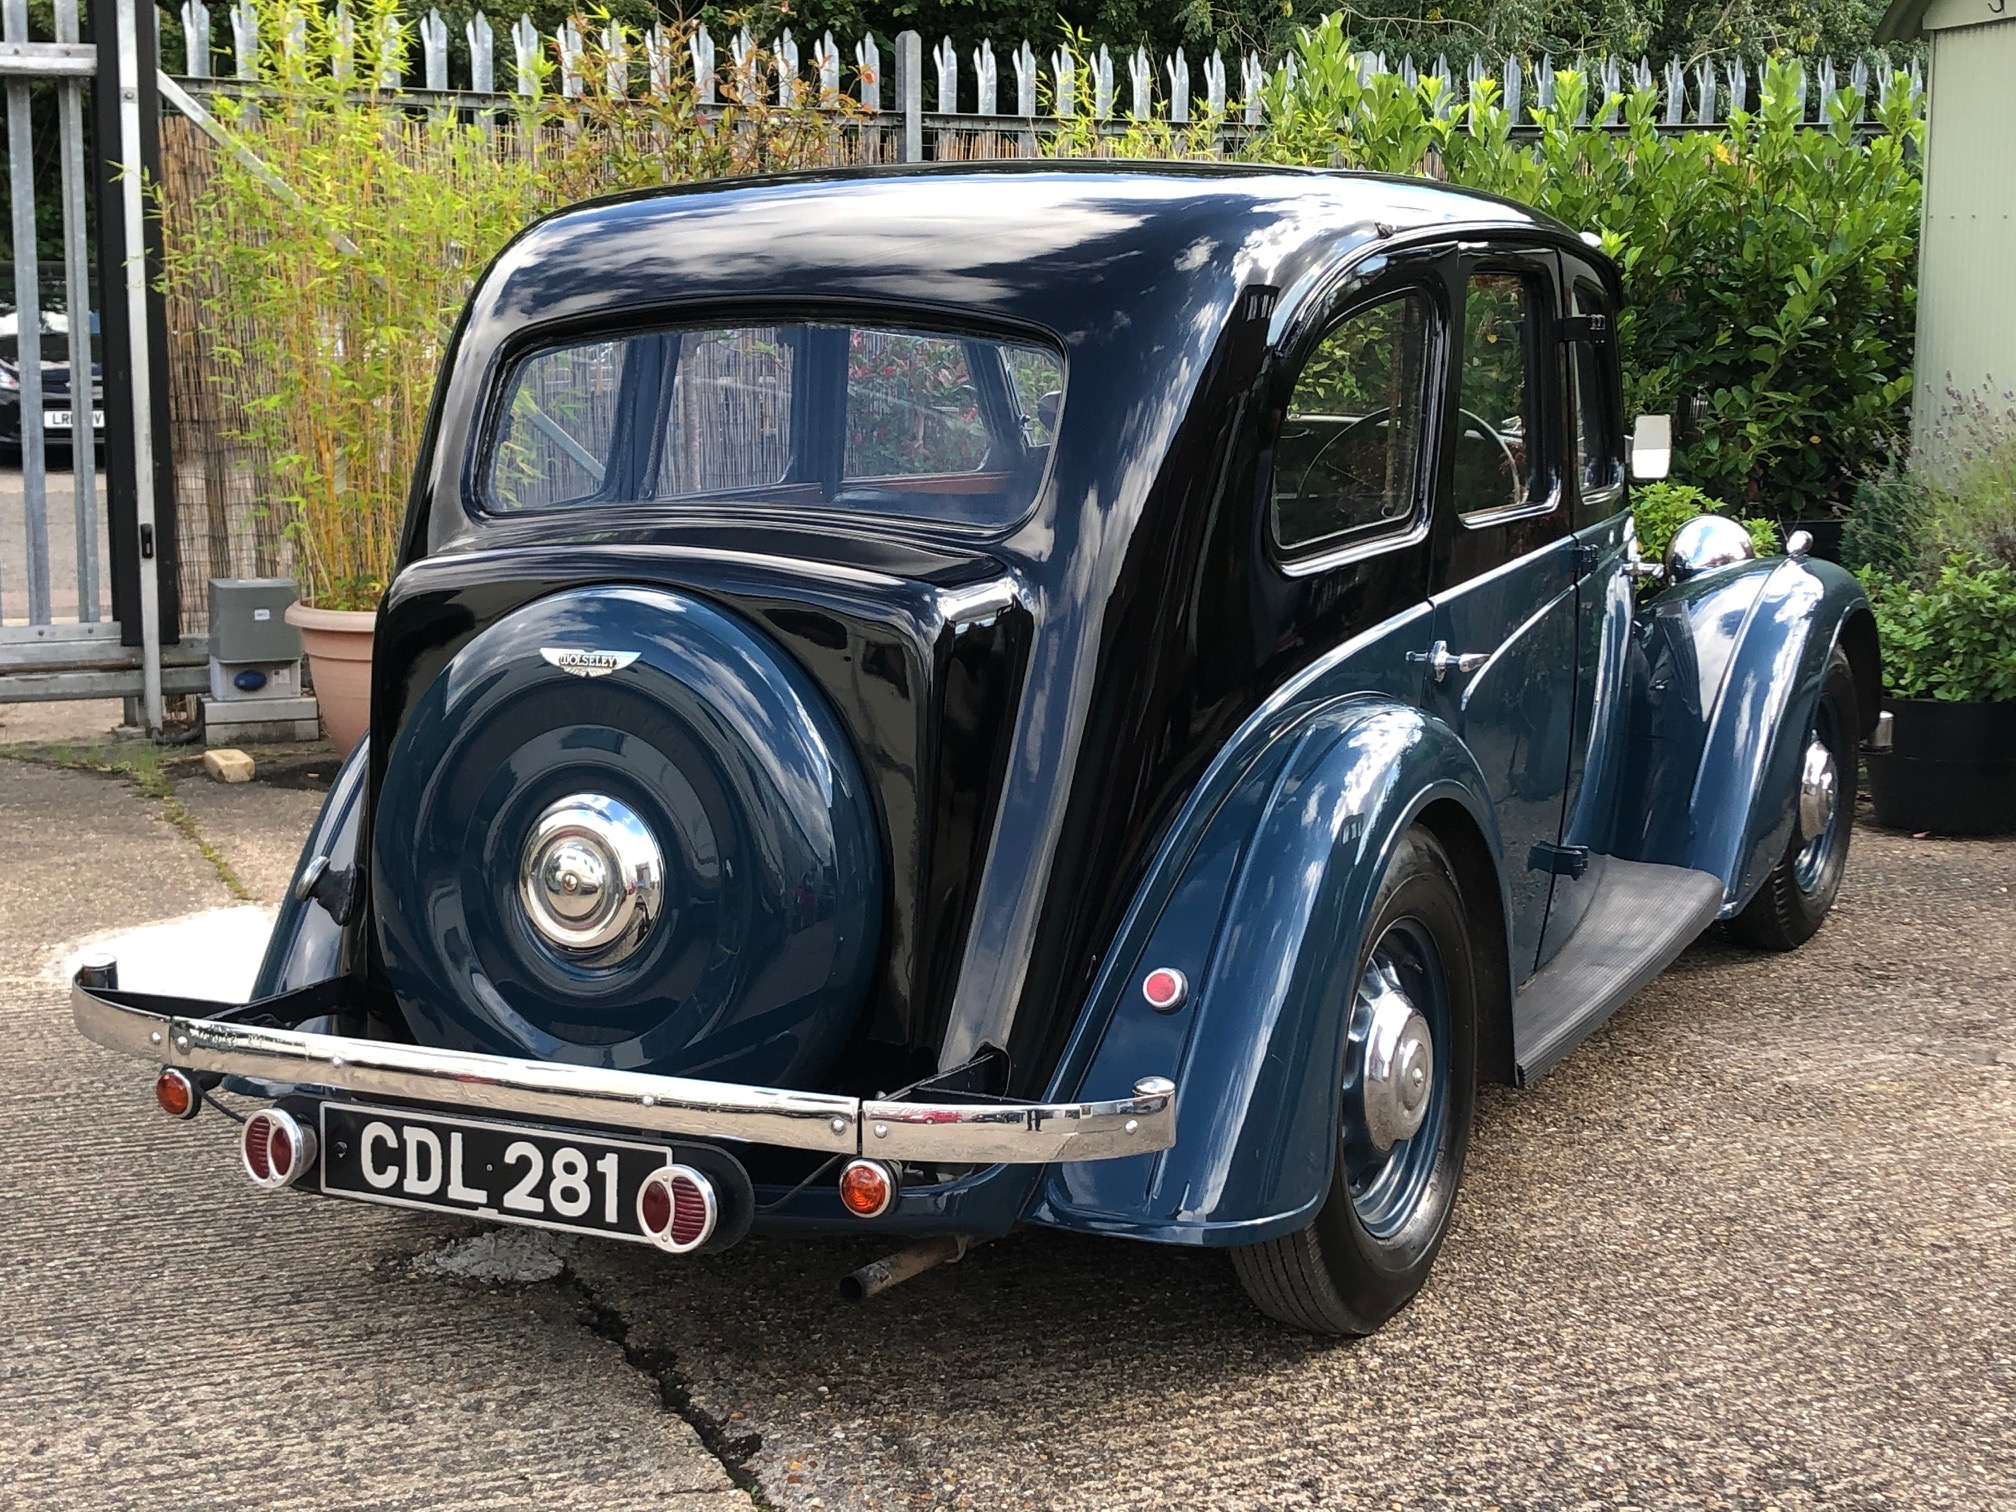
(484, 321, 1064, 530)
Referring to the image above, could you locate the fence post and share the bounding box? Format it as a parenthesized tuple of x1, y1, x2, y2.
(690, 26, 715, 105)
(3, 0, 46, 624)
(816, 31, 840, 107)
(513, 13, 537, 95)
(1050, 44, 1073, 119)
(1013, 40, 1035, 116)
(855, 32, 879, 111)
(1093, 45, 1112, 119)
(468, 12, 493, 94)
(974, 39, 995, 116)
(1241, 52, 1261, 125)
(230, 0, 256, 78)
(181, 0, 211, 76)
(54, 0, 97, 621)
(1128, 47, 1149, 120)
(420, 9, 447, 91)
(895, 30, 921, 160)
(933, 35, 955, 113)
(97, 0, 179, 717)
(1168, 48, 1187, 123)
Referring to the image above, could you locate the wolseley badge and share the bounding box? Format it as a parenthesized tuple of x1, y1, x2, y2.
(540, 647, 641, 678)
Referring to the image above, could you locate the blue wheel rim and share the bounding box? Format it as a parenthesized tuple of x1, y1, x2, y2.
(1340, 917, 1450, 1240)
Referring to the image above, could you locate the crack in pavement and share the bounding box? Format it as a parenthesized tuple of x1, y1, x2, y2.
(560, 1264, 771, 1510)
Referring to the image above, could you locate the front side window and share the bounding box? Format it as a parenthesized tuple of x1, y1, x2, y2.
(1271, 291, 1434, 556)
(485, 321, 1064, 530)
(1453, 271, 1543, 519)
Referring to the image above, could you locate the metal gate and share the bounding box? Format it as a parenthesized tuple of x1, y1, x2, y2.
(0, 0, 188, 727)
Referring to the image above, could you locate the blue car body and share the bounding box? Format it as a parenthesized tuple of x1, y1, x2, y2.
(86, 164, 1876, 1265)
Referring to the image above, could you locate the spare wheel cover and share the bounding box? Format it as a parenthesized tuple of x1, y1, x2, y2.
(372, 584, 882, 1087)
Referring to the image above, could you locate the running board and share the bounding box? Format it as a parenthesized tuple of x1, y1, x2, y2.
(1513, 860, 1725, 1085)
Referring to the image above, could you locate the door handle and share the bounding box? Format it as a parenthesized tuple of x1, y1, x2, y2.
(1408, 640, 1488, 683)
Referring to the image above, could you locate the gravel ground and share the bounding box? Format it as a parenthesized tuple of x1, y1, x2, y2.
(2, 724, 2011, 1510)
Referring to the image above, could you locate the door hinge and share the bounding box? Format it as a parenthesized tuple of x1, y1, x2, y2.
(1572, 542, 1600, 574)
(1559, 313, 1609, 343)
(1528, 841, 1591, 879)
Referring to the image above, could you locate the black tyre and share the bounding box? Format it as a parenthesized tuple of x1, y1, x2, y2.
(1726, 646, 1858, 952)
(1231, 827, 1479, 1336)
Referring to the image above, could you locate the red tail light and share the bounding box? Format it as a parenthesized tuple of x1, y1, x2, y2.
(636, 1165, 718, 1254)
(241, 1109, 313, 1191)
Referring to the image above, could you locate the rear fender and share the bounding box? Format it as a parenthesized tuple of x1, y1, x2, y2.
(252, 738, 369, 998)
(1030, 698, 1503, 1246)
(1619, 557, 1873, 914)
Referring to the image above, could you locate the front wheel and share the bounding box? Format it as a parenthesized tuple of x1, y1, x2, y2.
(1231, 827, 1479, 1336)
(1726, 645, 1858, 952)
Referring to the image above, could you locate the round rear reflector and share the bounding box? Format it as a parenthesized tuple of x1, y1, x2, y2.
(838, 1158, 896, 1218)
(636, 1165, 717, 1254)
(154, 1068, 200, 1120)
(241, 1109, 313, 1191)
(1141, 967, 1189, 1012)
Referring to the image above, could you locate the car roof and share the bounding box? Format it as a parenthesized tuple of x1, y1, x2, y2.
(468, 162, 1573, 348)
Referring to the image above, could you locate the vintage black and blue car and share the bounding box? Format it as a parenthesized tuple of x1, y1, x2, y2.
(75, 164, 1881, 1335)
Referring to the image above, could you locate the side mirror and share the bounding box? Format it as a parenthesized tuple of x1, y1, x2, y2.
(1628, 414, 1671, 481)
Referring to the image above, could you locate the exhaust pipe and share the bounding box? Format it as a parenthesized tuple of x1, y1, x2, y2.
(839, 1236, 979, 1303)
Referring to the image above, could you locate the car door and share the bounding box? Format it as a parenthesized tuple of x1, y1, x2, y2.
(1421, 247, 1580, 979)
(1535, 255, 1634, 968)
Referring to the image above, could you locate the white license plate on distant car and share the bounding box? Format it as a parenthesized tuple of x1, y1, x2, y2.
(317, 1102, 674, 1243)
(42, 409, 104, 431)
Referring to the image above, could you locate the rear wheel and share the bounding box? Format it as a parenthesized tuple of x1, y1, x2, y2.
(1232, 827, 1478, 1336)
(1727, 646, 1858, 952)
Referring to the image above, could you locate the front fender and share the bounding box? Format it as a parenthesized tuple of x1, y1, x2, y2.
(1620, 557, 1872, 913)
(252, 737, 369, 998)
(1030, 698, 1502, 1246)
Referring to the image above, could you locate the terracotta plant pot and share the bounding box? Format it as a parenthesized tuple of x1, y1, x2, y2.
(285, 602, 375, 755)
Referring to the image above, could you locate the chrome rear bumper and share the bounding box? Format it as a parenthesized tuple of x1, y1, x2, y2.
(72, 974, 1176, 1164)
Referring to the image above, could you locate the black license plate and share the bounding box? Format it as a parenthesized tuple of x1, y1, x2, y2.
(318, 1102, 674, 1244)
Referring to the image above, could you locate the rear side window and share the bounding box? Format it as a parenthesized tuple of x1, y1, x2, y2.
(1567, 282, 1622, 511)
(485, 321, 1064, 530)
(1272, 291, 1434, 556)
(1453, 271, 1543, 520)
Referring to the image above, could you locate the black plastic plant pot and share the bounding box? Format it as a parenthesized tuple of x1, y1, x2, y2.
(1865, 698, 2016, 835)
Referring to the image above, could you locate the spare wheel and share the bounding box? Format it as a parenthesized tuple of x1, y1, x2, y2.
(372, 584, 883, 1088)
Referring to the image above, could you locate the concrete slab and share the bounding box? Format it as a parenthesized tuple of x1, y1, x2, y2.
(0, 757, 750, 1512)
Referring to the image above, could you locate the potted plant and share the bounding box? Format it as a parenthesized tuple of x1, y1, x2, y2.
(1859, 559, 2016, 833)
(1846, 399, 2016, 834)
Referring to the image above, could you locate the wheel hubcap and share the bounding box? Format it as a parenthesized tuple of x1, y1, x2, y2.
(519, 794, 664, 965)
(1343, 920, 1450, 1239)
(1794, 734, 1840, 893)
(1360, 961, 1434, 1152)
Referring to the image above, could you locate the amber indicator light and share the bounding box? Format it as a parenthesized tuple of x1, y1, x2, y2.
(838, 1158, 895, 1218)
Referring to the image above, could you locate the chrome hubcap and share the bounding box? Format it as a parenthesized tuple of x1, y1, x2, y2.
(1794, 736, 1839, 892)
(519, 794, 664, 965)
(1358, 958, 1434, 1152)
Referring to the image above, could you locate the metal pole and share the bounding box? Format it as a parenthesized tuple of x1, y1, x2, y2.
(55, 0, 97, 621)
(4, 0, 49, 624)
(114, 0, 161, 728)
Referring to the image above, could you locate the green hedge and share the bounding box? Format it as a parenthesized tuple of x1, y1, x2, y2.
(1243, 21, 1922, 519)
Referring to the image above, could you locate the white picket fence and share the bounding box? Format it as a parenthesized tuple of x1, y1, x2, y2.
(171, 1, 1924, 146)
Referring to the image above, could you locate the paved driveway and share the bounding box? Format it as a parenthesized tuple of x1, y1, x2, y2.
(1, 726, 2011, 1510)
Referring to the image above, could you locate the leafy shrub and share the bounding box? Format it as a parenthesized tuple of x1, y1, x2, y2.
(1860, 559, 2016, 703)
(1630, 481, 1777, 561)
(1243, 25, 1921, 519)
(1840, 466, 1932, 577)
